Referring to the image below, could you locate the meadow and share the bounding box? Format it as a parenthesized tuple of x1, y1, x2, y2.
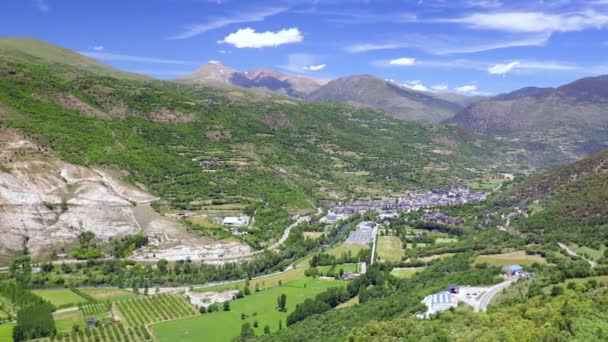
(376, 236, 405, 262)
(53, 310, 85, 334)
(473, 251, 548, 267)
(153, 277, 344, 342)
(31, 289, 89, 308)
(79, 288, 137, 302)
(390, 267, 426, 279)
(0, 323, 14, 341)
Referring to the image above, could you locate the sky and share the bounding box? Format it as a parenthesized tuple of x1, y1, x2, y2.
(3, 0, 608, 95)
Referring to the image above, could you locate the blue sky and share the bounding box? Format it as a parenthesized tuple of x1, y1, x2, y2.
(3, 0, 608, 94)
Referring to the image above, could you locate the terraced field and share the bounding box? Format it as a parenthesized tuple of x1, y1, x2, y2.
(115, 294, 197, 326)
(37, 324, 153, 342)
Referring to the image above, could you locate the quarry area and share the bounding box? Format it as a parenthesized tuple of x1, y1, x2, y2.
(0, 129, 250, 260)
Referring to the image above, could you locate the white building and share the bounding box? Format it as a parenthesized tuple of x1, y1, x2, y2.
(222, 216, 250, 227)
(421, 291, 459, 318)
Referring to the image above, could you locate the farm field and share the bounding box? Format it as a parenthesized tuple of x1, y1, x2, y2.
(80, 288, 137, 302)
(325, 244, 369, 258)
(153, 277, 344, 342)
(473, 251, 548, 267)
(54, 310, 85, 334)
(0, 323, 14, 341)
(37, 324, 153, 342)
(419, 253, 456, 262)
(32, 289, 89, 308)
(116, 293, 197, 326)
(435, 237, 458, 244)
(195, 267, 307, 293)
(376, 236, 405, 262)
(390, 267, 426, 279)
(317, 263, 358, 276)
(303, 231, 323, 239)
(569, 244, 606, 261)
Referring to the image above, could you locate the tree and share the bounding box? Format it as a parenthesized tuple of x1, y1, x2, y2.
(244, 286, 251, 296)
(277, 293, 287, 312)
(253, 320, 258, 328)
(263, 325, 270, 334)
(223, 301, 231, 311)
(241, 313, 246, 320)
(255, 283, 260, 292)
(199, 306, 207, 314)
(238, 322, 255, 340)
(10, 256, 32, 287)
(279, 320, 283, 330)
(358, 285, 369, 304)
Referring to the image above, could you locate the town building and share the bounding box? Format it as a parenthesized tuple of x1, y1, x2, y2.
(421, 291, 459, 318)
(502, 264, 524, 277)
(222, 216, 250, 227)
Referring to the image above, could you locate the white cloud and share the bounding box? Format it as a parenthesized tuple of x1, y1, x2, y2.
(488, 61, 520, 75)
(34, 0, 49, 12)
(347, 33, 550, 55)
(346, 43, 402, 53)
(92, 45, 104, 51)
(449, 10, 608, 33)
(80, 51, 193, 65)
(280, 53, 324, 73)
(303, 64, 326, 71)
(455, 85, 478, 94)
(170, 7, 286, 40)
(389, 57, 416, 65)
(431, 84, 449, 91)
(219, 27, 303, 48)
(401, 80, 429, 91)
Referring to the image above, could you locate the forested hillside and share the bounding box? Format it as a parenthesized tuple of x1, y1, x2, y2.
(508, 148, 608, 245)
(0, 39, 519, 248)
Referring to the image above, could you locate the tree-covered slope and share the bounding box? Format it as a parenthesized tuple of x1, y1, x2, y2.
(506, 149, 608, 244)
(0, 39, 517, 246)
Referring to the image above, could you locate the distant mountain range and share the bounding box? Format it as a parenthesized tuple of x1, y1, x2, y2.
(177, 64, 475, 123)
(175, 61, 326, 99)
(448, 75, 608, 164)
(305, 75, 471, 123)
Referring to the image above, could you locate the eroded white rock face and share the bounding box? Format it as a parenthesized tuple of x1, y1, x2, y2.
(0, 129, 252, 261)
(0, 130, 152, 257)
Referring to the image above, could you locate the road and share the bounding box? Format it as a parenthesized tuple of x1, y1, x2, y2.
(44, 208, 322, 266)
(558, 242, 597, 268)
(476, 280, 513, 312)
(370, 224, 379, 265)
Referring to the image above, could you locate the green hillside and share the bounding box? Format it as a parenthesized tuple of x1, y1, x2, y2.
(0, 37, 149, 81)
(0, 39, 516, 247)
(510, 149, 608, 245)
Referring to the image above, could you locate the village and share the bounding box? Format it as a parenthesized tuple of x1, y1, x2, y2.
(321, 185, 488, 223)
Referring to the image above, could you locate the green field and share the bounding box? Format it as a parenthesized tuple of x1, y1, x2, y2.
(390, 267, 426, 279)
(325, 244, 369, 258)
(473, 251, 548, 267)
(195, 268, 307, 293)
(419, 253, 456, 262)
(377, 236, 405, 262)
(317, 263, 358, 276)
(116, 293, 197, 327)
(79, 288, 137, 302)
(32, 289, 89, 308)
(0, 323, 14, 341)
(153, 277, 344, 342)
(54, 310, 85, 334)
(569, 244, 606, 261)
(435, 237, 459, 244)
(303, 231, 323, 239)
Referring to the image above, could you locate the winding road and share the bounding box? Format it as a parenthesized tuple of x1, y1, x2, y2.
(476, 280, 513, 312)
(558, 242, 597, 268)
